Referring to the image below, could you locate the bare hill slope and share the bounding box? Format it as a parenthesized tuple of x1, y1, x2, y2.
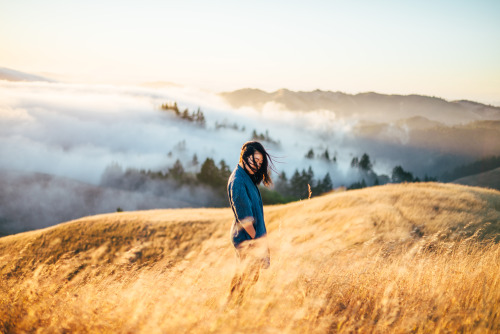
(453, 167, 500, 191)
(1, 183, 499, 333)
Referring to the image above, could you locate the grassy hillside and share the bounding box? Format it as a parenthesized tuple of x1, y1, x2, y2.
(1, 183, 499, 333)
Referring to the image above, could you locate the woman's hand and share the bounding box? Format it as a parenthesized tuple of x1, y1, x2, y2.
(240, 217, 256, 239)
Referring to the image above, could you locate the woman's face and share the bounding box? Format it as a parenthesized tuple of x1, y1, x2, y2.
(246, 151, 263, 174)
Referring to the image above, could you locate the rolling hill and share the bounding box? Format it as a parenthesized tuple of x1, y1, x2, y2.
(1, 183, 499, 333)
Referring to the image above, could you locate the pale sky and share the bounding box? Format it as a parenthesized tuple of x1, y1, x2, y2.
(1, 0, 500, 104)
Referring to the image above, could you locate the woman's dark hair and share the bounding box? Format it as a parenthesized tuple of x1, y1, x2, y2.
(239, 141, 274, 187)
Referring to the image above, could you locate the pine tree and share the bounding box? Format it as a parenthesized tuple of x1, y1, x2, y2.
(322, 149, 330, 161)
(219, 160, 231, 180)
(275, 171, 290, 196)
(321, 173, 333, 191)
(197, 158, 220, 187)
(290, 169, 303, 198)
(391, 166, 414, 183)
(359, 153, 373, 171)
(306, 166, 314, 182)
(173, 102, 180, 116)
(169, 159, 185, 180)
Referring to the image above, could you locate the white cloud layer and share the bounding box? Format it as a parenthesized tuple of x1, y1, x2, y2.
(0, 80, 368, 186)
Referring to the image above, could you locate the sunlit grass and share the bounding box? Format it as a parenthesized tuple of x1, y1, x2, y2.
(1, 183, 499, 333)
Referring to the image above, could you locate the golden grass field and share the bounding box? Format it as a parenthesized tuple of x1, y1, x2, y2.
(1, 182, 499, 333)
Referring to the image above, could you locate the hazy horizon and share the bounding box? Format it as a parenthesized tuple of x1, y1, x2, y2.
(2, 66, 499, 108)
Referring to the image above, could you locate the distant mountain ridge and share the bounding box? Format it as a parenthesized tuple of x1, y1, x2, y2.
(0, 67, 55, 83)
(220, 88, 500, 125)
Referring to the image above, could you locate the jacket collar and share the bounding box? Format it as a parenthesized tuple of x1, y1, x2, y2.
(237, 164, 254, 184)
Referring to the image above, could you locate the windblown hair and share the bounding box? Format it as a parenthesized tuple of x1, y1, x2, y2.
(239, 141, 274, 187)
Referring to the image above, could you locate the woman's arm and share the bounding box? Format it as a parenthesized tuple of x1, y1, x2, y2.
(239, 217, 256, 239)
(229, 179, 257, 239)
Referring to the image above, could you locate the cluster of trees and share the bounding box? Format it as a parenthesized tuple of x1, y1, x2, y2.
(196, 158, 231, 194)
(302, 150, 441, 191)
(391, 166, 437, 183)
(351, 153, 373, 171)
(215, 120, 245, 132)
(100, 160, 228, 208)
(274, 168, 333, 200)
(347, 153, 380, 189)
(160, 102, 206, 126)
(251, 129, 280, 146)
(346, 153, 436, 190)
(140, 156, 231, 195)
(305, 148, 337, 162)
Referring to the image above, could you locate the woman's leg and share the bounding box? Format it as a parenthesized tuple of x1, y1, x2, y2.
(227, 241, 265, 306)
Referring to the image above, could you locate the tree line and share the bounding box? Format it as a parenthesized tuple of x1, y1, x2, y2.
(102, 151, 441, 207)
(347, 153, 436, 190)
(305, 148, 337, 162)
(101, 155, 336, 206)
(251, 129, 280, 146)
(304, 148, 438, 190)
(160, 102, 206, 126)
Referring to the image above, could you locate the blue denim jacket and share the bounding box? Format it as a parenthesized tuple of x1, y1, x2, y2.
(227, 164, 266, 247)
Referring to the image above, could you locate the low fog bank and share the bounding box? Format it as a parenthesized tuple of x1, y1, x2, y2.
(0, 169, 221, 236)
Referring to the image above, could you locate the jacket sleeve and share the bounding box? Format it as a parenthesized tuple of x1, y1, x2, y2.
(230, 181, 254, 224)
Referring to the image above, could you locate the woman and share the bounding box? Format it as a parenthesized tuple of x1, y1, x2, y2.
(227, 141, 273, 267)
(226, 141, 273, 304)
